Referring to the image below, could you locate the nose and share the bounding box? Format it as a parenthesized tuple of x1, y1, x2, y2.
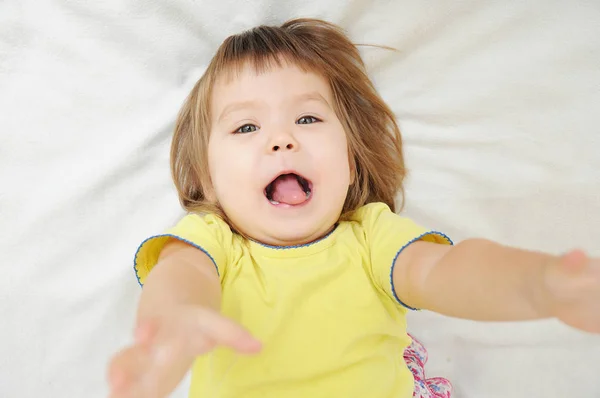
(272, 142, 294, 152)
(268, 130, 299, 153)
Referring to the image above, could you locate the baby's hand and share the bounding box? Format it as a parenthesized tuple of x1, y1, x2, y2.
(544, 250, 600, 333)
(107, 305, 261, 398)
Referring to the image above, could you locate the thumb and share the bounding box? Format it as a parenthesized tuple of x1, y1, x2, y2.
(182, 307, 262, 354)
(559, 250, 589, 275)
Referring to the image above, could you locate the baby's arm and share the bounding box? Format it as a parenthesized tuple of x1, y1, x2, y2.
(108, 240, 260, 398)
(137, 239, 222, 322)
(393, 239, 600, 331)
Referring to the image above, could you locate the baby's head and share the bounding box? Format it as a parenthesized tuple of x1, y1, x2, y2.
(171, 18, 405, 246)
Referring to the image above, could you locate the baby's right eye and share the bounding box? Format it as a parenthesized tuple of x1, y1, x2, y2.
(234, 124, 258, 134)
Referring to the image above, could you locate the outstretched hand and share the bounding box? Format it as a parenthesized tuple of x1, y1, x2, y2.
(108, 305, 261, 398)
(544, 250, 600, 333)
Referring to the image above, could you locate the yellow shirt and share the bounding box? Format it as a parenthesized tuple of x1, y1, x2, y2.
(135, 202, 452, 398)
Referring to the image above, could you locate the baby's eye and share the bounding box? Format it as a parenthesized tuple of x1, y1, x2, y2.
(296, 116, 320, 125)
(234, 124, 258, 134)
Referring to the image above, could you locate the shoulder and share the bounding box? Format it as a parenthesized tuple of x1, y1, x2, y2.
(134, 212, 234, 286)
(348, 201, 392, 222)
(347, 202, 426, 238)
(173, 212, 233, 242)
(345, 202, 453, 308)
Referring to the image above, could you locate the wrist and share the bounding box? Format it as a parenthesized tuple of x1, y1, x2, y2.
(530, 254, 561, 318)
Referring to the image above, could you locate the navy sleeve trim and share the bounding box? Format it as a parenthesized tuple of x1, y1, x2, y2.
(389, 231, 453, 311)
(133, 234, 220, 287)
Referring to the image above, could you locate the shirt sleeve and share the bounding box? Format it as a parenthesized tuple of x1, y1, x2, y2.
(352, 202, 453, 310)
(133, 213, 232, 287)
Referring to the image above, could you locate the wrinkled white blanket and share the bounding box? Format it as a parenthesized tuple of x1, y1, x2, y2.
(1, 1, 599, 397)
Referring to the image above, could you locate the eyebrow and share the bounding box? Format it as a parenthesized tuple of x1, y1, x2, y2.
(293, 91, 331, 108)
(217, 91, 331, 123)
(217, 100, 259, 123)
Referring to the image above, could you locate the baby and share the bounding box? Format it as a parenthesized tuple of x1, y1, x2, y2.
(108, 18, 600, 398)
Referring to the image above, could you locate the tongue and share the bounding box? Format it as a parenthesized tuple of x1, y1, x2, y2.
(271, 175, 307, 205)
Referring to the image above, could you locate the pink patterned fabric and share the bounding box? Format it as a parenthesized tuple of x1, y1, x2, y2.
(404, 334, 453, 398)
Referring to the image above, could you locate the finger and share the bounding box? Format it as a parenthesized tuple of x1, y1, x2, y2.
(560, 250, 589, 274)
(108, 381, 144, 398)
(108, 345, 152, 394)
(147, 314, 217, 359)
(135, 320, 159, 347)
(140, 338, 197, 398)
(182, 307, 262, 353)
(180, 332, 217, 356)
(111, 337, 193, 398)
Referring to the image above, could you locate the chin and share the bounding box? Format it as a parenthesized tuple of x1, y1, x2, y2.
(259, 216, 335, 247)
(225, 197, 343, 246)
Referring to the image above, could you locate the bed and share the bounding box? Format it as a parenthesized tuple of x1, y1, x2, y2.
(1, 1, 599, 397)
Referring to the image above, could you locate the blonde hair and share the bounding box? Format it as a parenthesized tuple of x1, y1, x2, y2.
(171, 18, 405, 222)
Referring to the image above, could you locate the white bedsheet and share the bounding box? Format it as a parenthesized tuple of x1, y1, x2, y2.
(1, 1, 599, 397)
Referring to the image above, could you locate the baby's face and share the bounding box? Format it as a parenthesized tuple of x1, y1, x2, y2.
(207, 62, 351, 246)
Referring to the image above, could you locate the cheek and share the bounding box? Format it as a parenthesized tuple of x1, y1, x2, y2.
(208, 140, 255, 198)
(334, 129, 352, 179)
(207, 140, 233, 201)
(314, 129, 351, 185)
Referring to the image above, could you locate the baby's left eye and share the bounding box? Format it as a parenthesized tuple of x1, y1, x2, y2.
(296, 116, 320, 125)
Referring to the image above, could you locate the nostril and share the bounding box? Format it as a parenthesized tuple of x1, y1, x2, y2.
(271, 143, 293, 152)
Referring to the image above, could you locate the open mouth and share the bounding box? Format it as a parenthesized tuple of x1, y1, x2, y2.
(264, 173, 312, 206)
